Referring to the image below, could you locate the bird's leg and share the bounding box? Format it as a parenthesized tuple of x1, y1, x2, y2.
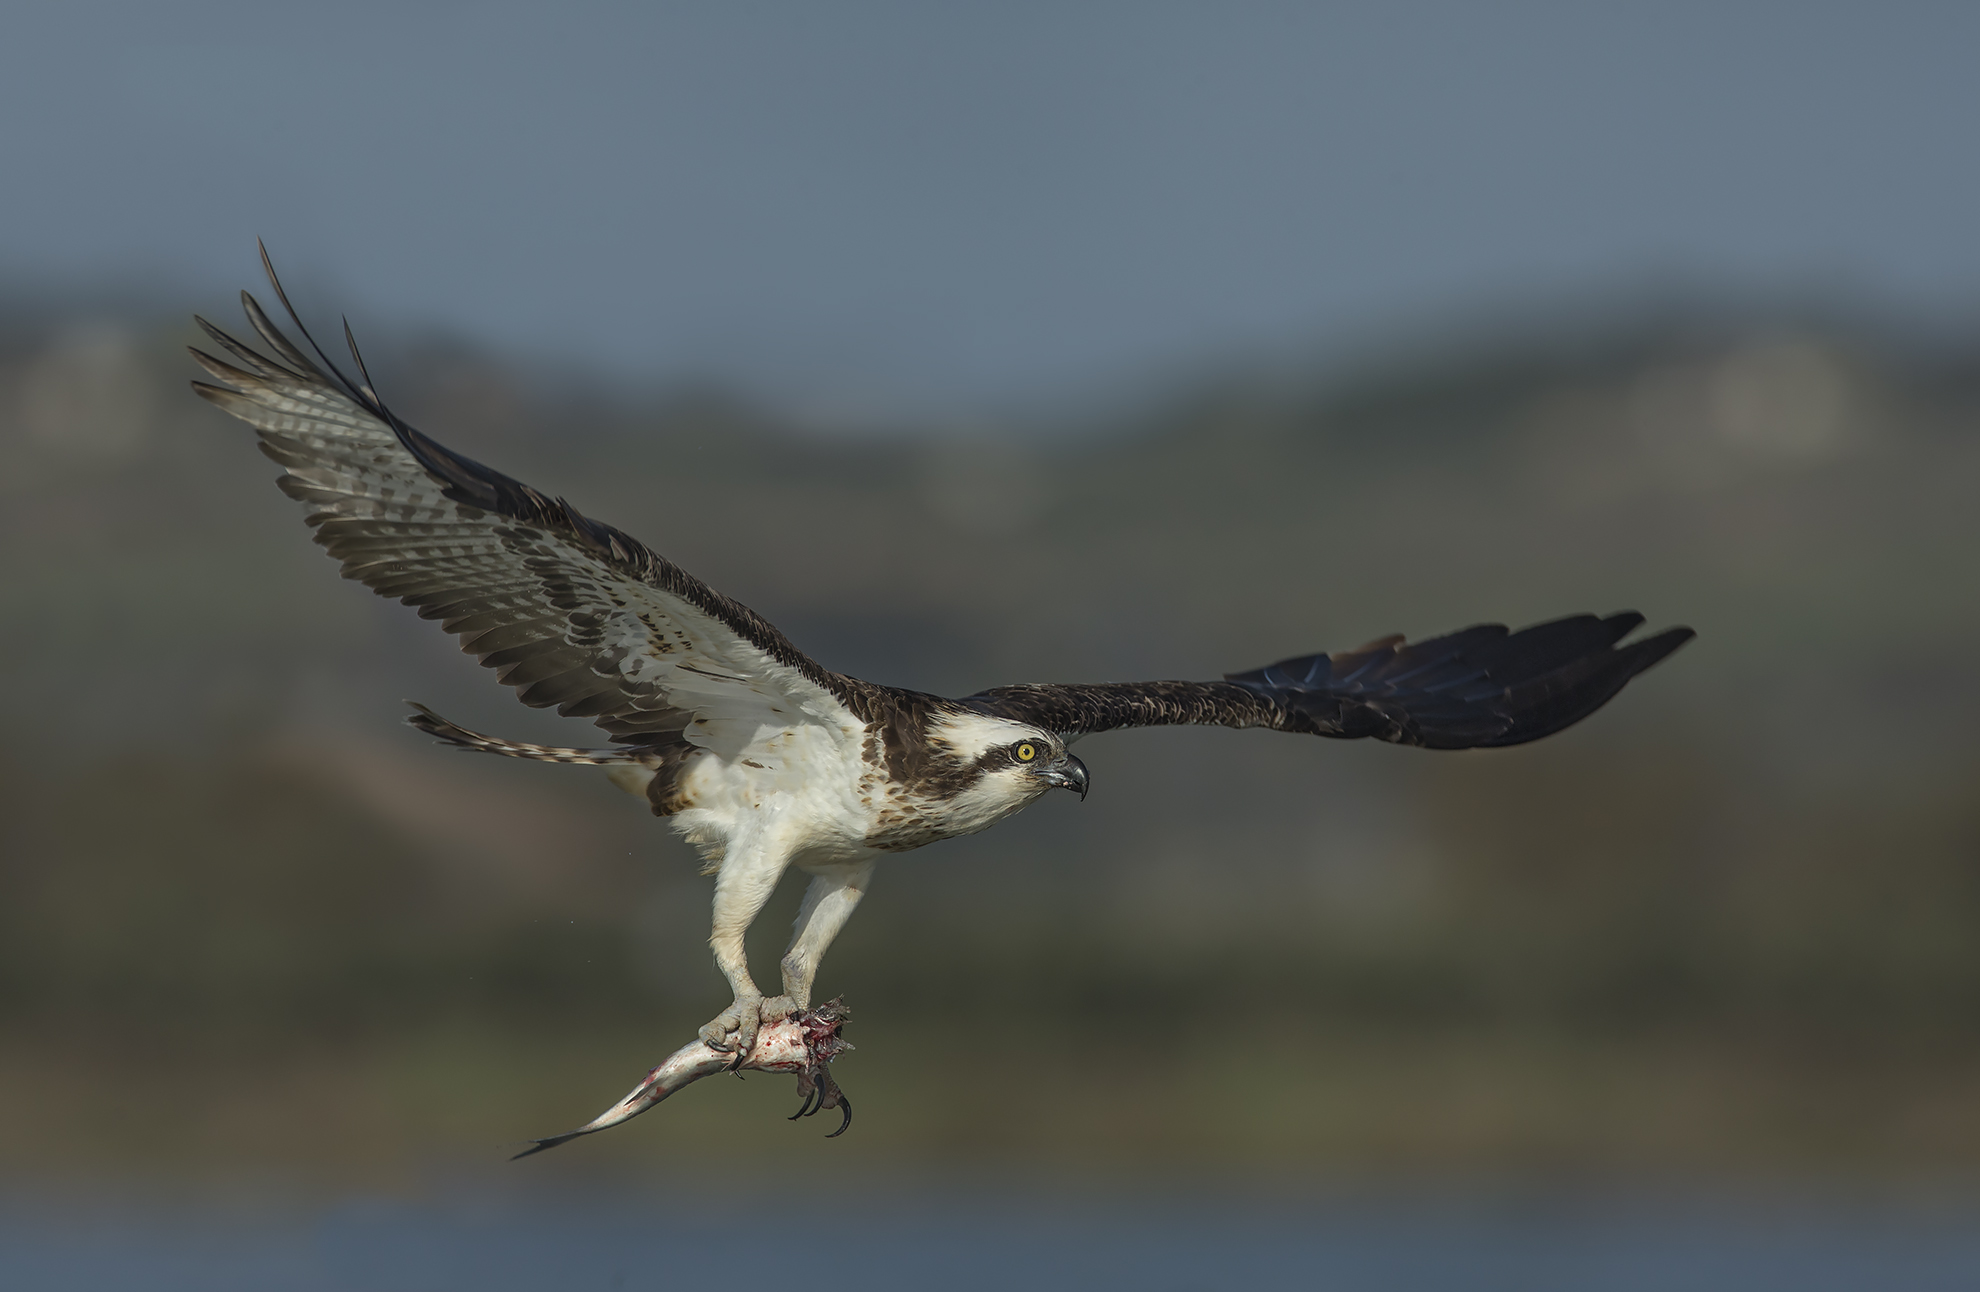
(700, 844, 794, 1061)
(776, 859, 877, 1014)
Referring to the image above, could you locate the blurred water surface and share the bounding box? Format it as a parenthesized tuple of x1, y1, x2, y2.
(10, 1181, 1980, 1291)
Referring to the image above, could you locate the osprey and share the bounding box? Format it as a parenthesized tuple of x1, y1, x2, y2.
(190, 253, 1693, 1064)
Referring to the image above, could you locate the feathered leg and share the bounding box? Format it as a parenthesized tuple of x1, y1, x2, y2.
(699, 839, 796, 1063)
(777, 859, 877, 1011)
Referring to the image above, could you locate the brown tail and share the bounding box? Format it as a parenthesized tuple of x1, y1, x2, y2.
(404, 702, 652, 765)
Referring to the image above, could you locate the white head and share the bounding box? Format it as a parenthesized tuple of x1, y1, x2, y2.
(920, 710, 1090, 834)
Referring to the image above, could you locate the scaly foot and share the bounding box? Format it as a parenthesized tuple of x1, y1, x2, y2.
(698, 993, 800, 1066)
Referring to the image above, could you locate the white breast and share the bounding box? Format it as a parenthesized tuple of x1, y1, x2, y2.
(665, 715, 881, 862)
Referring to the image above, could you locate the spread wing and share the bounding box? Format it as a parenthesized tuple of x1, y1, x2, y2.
(968, 613, 1693, 750)
(189, 251, 873, 754)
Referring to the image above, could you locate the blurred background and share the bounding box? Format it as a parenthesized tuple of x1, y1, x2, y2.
(7, 3, 1980, 1287)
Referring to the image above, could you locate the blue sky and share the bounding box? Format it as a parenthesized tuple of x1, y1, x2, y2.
(7, 2, 1980, 418)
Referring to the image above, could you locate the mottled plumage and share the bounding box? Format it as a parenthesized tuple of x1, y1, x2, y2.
(190, 250, 1693, 1069)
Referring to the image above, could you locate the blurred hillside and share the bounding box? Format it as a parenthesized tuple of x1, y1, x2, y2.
(3, 303, 1979, 1184)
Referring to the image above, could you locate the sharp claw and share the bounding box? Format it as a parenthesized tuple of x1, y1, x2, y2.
(724, 1025, 751, 1071)
(825, 1093, 852, 1138)
(788, 1085, 819, 1120)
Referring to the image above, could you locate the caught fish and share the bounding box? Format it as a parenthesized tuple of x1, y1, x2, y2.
(513, 999, 854, 1158)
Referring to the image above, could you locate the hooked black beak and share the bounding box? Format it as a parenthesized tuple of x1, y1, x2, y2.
(1043, 754, 1089, 800)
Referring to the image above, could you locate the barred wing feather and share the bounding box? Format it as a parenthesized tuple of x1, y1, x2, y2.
(189, 273, 867, 755)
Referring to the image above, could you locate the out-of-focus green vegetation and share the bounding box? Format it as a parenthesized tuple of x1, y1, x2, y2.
(3, 307, 1980, 1183)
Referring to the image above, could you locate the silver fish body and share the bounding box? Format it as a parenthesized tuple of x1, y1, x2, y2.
(514, 999, 853, 1157)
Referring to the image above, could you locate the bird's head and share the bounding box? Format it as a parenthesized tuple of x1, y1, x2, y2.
(926, 710, 1089, 819)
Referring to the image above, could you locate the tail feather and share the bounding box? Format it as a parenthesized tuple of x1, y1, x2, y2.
(404, 702, 653, 765)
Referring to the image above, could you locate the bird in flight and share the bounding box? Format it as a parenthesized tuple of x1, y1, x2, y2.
(191, 251, 1693, 1065)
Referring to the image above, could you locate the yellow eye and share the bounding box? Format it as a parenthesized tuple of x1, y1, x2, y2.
(1015, 742, 1037, 762)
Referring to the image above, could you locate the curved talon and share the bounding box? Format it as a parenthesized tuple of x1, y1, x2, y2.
(788, 1085, 820, 1120)
(700, 995, 763, 1066)
(825, 1093, 852, 1138)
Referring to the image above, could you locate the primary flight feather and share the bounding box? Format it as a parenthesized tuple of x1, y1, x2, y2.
(190, 251, 1694, 1065)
